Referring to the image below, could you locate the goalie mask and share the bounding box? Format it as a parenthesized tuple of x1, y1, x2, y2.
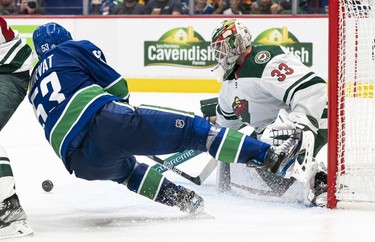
(33, 22, 72, 58)
(210, 19, 252, 71)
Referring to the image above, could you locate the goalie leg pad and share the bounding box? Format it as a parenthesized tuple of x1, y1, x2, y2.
(289, 130, 315, 182)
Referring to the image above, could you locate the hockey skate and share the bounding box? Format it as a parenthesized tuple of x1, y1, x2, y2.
(310, 170, 328, 207)
(302, 159, 328, 207)
(0, 194, 33, 239)
(156, 183, 205, 214)
(248, 129, 302, 177)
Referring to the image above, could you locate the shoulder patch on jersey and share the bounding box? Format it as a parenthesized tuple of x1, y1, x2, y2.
(254, 51, 271, 64)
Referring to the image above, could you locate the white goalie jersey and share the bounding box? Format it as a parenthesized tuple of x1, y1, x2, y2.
(215, 45, 327, 135)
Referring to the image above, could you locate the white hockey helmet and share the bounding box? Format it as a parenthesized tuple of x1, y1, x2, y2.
(210, 19, 252, 70)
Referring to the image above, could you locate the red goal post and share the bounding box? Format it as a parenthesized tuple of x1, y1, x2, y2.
(328, 0, 375, 208)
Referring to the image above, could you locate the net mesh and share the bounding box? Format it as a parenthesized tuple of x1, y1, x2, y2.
(336, 0, 375, 202)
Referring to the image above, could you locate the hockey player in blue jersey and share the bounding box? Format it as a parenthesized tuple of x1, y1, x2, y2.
(29, 22, 303, 214)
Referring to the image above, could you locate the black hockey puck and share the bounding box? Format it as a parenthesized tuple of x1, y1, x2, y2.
(42, 180, 54, 192)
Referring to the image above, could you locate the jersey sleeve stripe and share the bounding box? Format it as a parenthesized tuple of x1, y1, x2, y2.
(49, 85, 111, 157)
(282, 72, 314, 103)
(0, 39, 21, 65)
(1, 45, 32, 73)
(139, 104, 195, 118)
(217, 105, 238, 120)
(105, 77, 129, 99)
(288, 77, 326, 104)
(0, 38, 33, 74)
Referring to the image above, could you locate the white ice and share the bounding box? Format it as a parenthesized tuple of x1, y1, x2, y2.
(1, 93, 374, 242)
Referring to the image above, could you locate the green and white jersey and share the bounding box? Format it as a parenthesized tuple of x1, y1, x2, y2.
(0, 32, 34, 74)
(216, 45, 327, 134)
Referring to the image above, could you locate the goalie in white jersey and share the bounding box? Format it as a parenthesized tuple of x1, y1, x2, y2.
(208, 19, 328, 206)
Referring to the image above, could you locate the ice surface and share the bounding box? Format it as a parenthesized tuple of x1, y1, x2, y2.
(1, 93, 374, 242)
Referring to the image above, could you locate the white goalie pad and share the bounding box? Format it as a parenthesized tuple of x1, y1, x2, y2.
(216, 123, 318, 204)
(287, 130, 315, 183)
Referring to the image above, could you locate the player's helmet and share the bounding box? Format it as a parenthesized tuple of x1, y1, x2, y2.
(33, 22, 72, 58)
(210, 19, 252, 70)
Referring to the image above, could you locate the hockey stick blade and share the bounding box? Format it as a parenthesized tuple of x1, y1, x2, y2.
(148, 155, 217, 186)
(230, 182, 285, 197)
(255, 168, 296, 196)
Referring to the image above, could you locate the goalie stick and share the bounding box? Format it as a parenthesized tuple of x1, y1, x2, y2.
(230, 176, 296, 197)
(231, 127, 314, 197)
(230, 183, 286, 197)
(147, 154, 217, 185)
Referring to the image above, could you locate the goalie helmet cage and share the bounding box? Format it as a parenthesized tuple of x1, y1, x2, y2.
(328, 0, 375, 209)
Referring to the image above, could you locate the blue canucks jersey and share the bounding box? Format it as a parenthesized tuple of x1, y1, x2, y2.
(28, 40, 129, 160)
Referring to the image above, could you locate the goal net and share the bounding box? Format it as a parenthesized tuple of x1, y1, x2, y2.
(328, 0, 375, 208)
